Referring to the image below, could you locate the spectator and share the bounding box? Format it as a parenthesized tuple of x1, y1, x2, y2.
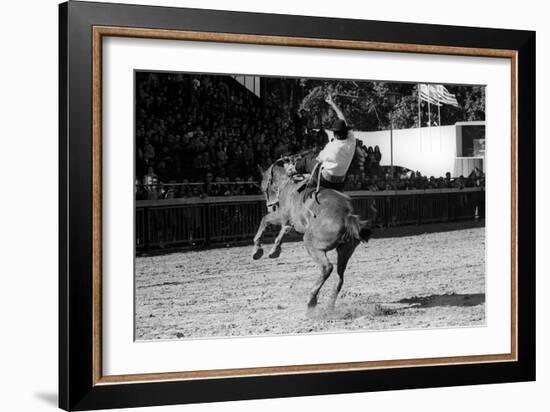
(143, 166, 160, 200)
(164, 181, 177, 199)
(445, 171, 452, 187)
(468, 167, 484, 187)
(374, 145, 382, 163)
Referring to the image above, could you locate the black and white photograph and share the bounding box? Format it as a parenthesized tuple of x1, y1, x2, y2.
(0, 0, 542, 409)
(134, 71, 486, 341)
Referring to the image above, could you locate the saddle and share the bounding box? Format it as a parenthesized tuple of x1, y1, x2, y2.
(285, 156, 325, 204)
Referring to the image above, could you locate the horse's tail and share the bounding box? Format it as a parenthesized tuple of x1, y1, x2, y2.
(343, 214, 372, 243)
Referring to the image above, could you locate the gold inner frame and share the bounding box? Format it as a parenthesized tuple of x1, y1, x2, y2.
(92, 26, 518, 385)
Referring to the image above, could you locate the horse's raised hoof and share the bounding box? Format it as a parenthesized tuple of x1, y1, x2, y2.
(252, 247, 264, 260)
(306, 301, 319, 318)
(268, 246, 281, 259)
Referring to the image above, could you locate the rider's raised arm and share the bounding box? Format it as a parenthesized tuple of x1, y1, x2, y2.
(325, 94, 346, 122)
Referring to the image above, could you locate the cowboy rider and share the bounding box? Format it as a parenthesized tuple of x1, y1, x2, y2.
(315, 94, 362, 191)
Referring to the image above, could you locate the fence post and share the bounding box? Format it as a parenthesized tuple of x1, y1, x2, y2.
(203, 202, 210, 246)
(143, 207, 150, 252)
(417, 194, 421, 225)
(134, 189, 483, 251)
(447, 192, 451, 222)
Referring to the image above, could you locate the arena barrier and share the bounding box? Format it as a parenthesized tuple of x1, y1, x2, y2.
(136, 187, 484, 251)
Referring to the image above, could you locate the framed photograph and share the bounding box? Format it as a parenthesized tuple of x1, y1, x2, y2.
(59, 1, 535, 410)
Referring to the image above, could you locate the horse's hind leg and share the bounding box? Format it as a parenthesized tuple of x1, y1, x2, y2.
(329, 241, 359, 310)
(305, 240, 333, 308)
(268, 224, 291, 258)
(252, 213, 279, 260)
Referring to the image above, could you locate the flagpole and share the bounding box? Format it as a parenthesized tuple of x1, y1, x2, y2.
(428, 85, 432, 151)
(427, 87, 431, 127)
(417, 85, 421, 128)
(437, 90, 442, 151)
(437, 96, 441, 127)
(418, 84, 422, 151)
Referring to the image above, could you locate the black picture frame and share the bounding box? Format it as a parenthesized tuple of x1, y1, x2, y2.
(59, 1, 536, 410)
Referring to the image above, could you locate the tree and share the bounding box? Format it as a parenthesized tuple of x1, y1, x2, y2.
(267, 77, 485, 131)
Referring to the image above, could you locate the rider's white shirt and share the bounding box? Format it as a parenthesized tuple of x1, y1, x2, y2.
(317, 130, 356, 177)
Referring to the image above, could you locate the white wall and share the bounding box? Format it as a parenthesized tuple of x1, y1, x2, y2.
(0, 1, 546, 412)
(357, 125, 457, 177)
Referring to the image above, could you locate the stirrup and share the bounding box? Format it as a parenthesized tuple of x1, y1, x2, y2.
(307, 162, 322, 204)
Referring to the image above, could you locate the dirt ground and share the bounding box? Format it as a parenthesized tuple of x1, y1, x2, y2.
(135, 227, 485, 341)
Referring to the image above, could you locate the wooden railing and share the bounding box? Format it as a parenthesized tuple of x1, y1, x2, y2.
(136, 187, 484, 252)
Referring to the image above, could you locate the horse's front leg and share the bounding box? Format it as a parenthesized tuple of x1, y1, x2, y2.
(252, 212, 279, 260)
(268, 224, 292, 258)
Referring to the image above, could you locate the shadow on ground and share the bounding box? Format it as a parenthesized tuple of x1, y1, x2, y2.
(372, 221, 485, 239)
(309, 293, 485, 321)
(398, 293, 485, 308)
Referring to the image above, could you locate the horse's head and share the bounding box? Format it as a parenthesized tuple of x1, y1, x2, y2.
(258, 158, 292, 213)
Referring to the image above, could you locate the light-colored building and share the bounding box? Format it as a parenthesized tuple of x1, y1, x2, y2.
(356, 121, 485, 178)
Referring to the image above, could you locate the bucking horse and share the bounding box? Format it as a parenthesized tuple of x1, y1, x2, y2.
(252, 155, 375, 311)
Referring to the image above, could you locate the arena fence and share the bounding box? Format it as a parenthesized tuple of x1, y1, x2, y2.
(136, 187, 484, 252)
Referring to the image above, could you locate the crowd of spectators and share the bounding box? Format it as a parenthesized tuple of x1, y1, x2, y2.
(137, 166, 484, 200)
(344, 168, 485, 192)
(136, 73, 322, 185)
(135, 72, 484, 200)
(137, 171, 260, 200)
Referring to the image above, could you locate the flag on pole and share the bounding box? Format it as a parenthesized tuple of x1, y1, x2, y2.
(435, 85, 459, 107)
(418, 84, 459, 107)
(419, 84, 441, 107)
